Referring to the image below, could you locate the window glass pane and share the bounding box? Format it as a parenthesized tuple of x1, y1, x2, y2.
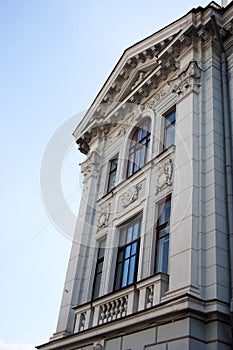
(111, 158, 118, 171)
(110, 173, 116, 189)
(126, 226, 133, 243)
(164, 201, 171, 221)
(167, 111, 175, 124)
(119, 230, 126, 246)
(93, 274, 101, 299)
(133, 222, 139, 240)
(137, 128, 142, 141)
(159, 200, 171, 225)
(98, 246, 105, 259)
(118, 250, 124, 262)
(125, 245, 131, 258)
(96, 260, 103, 273)
(134, 149, 140, 172)
(165, 125, 175, 148)
(107, 158, 118, 192)
(139, 146, 145, 168)
(142, 126, 147, 138)
(128, 255, 136, 284)
(122, 259, 130, 287)
(157, 236, 169, 274)
(158, 226, 169, 237)
(131, 241, 137, 255)
(115, 262, 123, 290)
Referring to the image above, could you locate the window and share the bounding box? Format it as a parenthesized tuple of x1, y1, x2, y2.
(107, 158, 118, 193)
(163, 109, 176, 150)
(114, 216, 142, 290)
(92, 241, 105, 299)
(127, 118, 151, 178)
(155, 196, 171, 274)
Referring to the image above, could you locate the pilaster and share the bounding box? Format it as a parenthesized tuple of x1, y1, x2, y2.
(165, 61, 202, 298)
(51, 150, 101, 339)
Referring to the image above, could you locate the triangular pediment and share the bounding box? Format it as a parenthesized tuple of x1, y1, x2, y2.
(74, 21, 186, 142)
(73, 1, 232, 154)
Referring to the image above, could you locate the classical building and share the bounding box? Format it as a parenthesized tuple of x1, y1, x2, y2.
(37, 2, 233, 349)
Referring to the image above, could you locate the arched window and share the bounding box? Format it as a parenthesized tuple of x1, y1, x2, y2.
(126, 118, 151, 178)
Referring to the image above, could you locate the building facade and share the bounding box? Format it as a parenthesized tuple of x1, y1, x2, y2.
(38, 2, 233, 349)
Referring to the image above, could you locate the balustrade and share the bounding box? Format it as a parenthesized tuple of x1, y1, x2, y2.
(73, 273, 168, 333)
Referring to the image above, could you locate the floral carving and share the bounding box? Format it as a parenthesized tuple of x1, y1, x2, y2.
(145, 86, 170, 110)
(168, 60, 201, 97)
(156, 159, 173, 193)
(122, 183, 142, 208)
(97, 203, 110, 231)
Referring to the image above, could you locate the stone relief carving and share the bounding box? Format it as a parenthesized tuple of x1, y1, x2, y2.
(156, 158, 173, 193)
(93, 343, 103, 350)
(131, 71, 146, 90)
(117, 105, 145, 136)
(81, 151, 100, 181)
(97, 203, 111, 231)
(168, 60, 201, 97)
(145, 86, 170, 110)
(122, 183, 142, 208)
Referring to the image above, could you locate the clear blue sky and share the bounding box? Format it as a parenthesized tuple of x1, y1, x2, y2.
(0, 1, 217, 349)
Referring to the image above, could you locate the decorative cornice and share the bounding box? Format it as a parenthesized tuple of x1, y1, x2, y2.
(168, 60, 201, 98)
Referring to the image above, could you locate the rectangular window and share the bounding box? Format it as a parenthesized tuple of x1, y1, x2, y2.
(92, 241, 105, 300)
(107, 158, 118, 193)
(163, 109, 176, 150)
(155, 196, 171, 274)
(114, 216, 141, 290)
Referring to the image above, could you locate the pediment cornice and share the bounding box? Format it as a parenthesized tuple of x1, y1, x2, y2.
(74, 2, 233, 155)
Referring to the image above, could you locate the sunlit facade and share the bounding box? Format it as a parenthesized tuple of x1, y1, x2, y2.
(37, 2, 233, 349)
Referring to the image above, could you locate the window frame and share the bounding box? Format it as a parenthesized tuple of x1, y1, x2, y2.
(92, 244, 105, 300)
(163, 108, 176, 151)
(107, 157, 118, 193)
(114, 215, 142, 291)
(155, 195, 171, 275)
(126, 118, 151, 178)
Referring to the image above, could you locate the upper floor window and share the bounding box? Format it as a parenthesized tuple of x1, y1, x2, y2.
(114, 215, 142, 290)
(163, 109, 176, 150)
(155, 195, 171, 274)
(92, 241, 105, 300)
(126, 118, 151, 178)
(107, 158, 118, 193)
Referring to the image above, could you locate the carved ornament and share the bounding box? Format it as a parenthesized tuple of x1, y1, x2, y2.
(81, 151, 100, 181)
(145, 86, 170, 110)
(117, 105, 145, 137)
(156, 159, 173, 193)
(122, 183, 142, 208)
(168, 60, 201, 98)
(97, 203, 110, 231)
